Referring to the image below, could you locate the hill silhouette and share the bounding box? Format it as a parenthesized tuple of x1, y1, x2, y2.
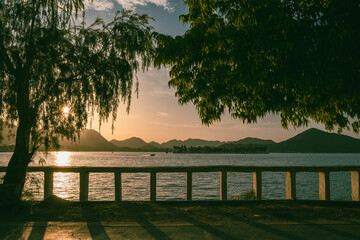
(110, 137, 148, 148)
(219, 137, 275, 149)
(59, 129, 117, 151)
(160, 139, 183, 148)
(1, 128, 360, 153)
(233, 137, 275, 145)
(110, 137, 164, 151)
(269, 128, 360, 153)
(110, 137, 225, 149)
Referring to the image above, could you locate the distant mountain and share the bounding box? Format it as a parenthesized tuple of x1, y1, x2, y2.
(110, 138, 225, 149)
(160, 139, 183, 148)
(220, 137, 275, 149)
(183, 138, 224, 147)
(59, 129, 117, 151)
(233, 137, 275, 145)
(147, 141, 162, 149)
(110, 137, 148, 149)
(2, 127, 360, 153)
(110, 137, 164, 150)
(269, 128, 360, 153)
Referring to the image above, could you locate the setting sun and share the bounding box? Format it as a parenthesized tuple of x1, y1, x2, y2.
(63, 106, 69, 114)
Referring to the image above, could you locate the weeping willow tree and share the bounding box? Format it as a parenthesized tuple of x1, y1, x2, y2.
(156, 0, 360, 133)
(0, 0, 156, 198)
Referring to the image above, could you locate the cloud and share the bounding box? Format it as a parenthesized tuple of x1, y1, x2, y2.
(85, 0, 114, 11)
(157, 112, 169, 117)
(148, 89, 175, 97)
(116, 0, 173, 12)
(136, 68, 175, 97)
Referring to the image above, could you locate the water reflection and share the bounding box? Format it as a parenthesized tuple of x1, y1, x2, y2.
(53, 152, 78, 200)
(55, 152, 71, 166)
(53, 172, 79, 200)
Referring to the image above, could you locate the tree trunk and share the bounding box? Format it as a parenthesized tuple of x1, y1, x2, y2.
(3, 72, 33, 201)
(3, 122, 32, 200)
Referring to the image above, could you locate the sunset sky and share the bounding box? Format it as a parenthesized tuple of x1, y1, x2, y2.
(84, 0, 359, 143)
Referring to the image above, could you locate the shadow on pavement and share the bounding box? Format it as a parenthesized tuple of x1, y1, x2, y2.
(124, 203, 172, 240)
(86, 222, 111, 240)
(301, 220, 360, 240)
(163, 205, 239, 240)
(214, 208, 305, 240)
(82, 204, 111, 240)
(0, 222, 26, 240)
(28, 222, 47, 240)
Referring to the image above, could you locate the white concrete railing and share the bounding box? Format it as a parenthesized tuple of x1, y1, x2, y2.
(0, 166, 359, 201)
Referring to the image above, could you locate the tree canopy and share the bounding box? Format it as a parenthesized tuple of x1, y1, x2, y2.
(0, 0, 156, 191)
(156, 0, 360, 133)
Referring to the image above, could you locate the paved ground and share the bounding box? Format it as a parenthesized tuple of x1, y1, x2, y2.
(1, 200, 360, 239)
(1, 220, 360, 239)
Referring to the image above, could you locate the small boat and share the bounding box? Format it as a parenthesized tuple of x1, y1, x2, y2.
(150, 154, 155, 156)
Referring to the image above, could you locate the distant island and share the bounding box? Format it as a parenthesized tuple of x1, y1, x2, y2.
(1, 128, 360, 153)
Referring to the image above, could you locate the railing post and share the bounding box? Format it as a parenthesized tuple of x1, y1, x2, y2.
(150, 172, 156, 201)
(80, 171, 89, 202)
(351, 171, 360, 201)
(220, 171, 227, 200)
(319, 171, 330, 200)
(186, 171, 192, 201)
(285, 171, 296, 200)
(115, 172, 122, 201)
(44, 170, 53, 199)
(253, 171, 262, 200)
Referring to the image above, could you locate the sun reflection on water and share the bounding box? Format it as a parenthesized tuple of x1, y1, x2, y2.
(53, 152, 78, 200)
(55, 152, 71, 166)
(53, 172, 79, 200)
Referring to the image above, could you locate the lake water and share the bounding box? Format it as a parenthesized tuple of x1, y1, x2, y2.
(0, 152, 359, 201)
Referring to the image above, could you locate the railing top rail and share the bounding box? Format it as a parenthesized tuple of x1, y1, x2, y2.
(1, 165, 360, 173)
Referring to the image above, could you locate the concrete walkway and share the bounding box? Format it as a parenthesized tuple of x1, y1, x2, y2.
(1, 220, 360, 240)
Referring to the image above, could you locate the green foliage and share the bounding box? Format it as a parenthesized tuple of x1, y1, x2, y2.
(231, 190, 256, 200)
(156, 0, 360, 133)
(0, 0, 156, 152)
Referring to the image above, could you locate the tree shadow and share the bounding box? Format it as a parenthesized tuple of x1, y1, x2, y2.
(162, 205, 239, 240)
(86, 222, 111, 240)
(213, 208, 305, 240)
(123, 203, 172, 240)
(82, 204, 111, 240)
(0, 223, 26, 240)
(28, 222, 47, 240)
(300, 220, 360, 240)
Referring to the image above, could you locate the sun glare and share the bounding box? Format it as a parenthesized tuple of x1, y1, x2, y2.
(63, 106, 69, 115)
(55, 152, 71, 166)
